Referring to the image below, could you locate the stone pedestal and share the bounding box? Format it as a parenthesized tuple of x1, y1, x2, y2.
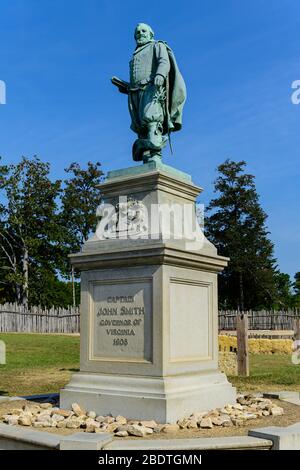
(60, 161, 236, 422)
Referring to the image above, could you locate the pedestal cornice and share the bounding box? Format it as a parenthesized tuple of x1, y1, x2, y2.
(69, 242, 228, 273)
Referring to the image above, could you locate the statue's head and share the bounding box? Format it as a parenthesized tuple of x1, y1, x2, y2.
(134, 23, 154, 46)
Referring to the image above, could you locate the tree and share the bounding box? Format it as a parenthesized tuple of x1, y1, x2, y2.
(29, 269, 80, 308)
(0, 156, 62, 306)
(0, 161, 18, 302)
(0, 157, 104, 307)
(293, 272, 300, 308)
(273, 272, 293, 309)
(205, 159, 278, 310)
(294, 272, 300, 295)
(59, 161, 103, 277)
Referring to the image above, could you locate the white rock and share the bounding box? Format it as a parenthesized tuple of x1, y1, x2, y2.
(211, 417, 224, 426)
(18, 416, 32, 426)
(162, 424, 180, 434)
(233, 403, 244, 411)
(222, 419, 233, 427)
(230, 409, 243, 416)
(38, 410, 52, 417)
(6, 415, 19, 426)
(186, 419, 198, 429)
(200, 418, 213, 429)
(127, 424, 150, 437)
(261, 398, 272, 404)
(10, 408, 23, 416)
(95, 415, 105, 423)
(146, 428, 154, 434)
(87, 411, 97, 419)
(52, 414, 65, 422)
(115, 424, 127, 431)
(115, 430, 128, 437)
(99, 423, 108, 431)
(23, 405, 39, 414)
(190, 411, 207, 421)
(177, 418, 189, 429)
(71, 403, 86, 417)
(103, 416, 115, 424)
(139, 420, 157, 428)
(152, 425, 164, 433)
(39, 403, 53, 409)
(52, 409, 73, 418)
(66, 418, 82, 429)
(241, 413, 257, 420)
(116, 415, 127, 425)
(106, 423, 119, 433)
(42, 422, 51, 427)
(231, 418, 243, 426)
(219, 414, 232, 422)
(271, 406, 284, 416)
(33, 422, 44, 428)
(36, 414, 52, 423)
(86, 425, 96, 433)
(57, 420, 67, 429)
(247, 406, 258, 413)
(257, 403, 268, 410)
(19, 411, 32, 419)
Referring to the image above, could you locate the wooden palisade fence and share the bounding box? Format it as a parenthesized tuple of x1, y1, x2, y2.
(0, 304, 299, 334)
(0, 303, 80, 334)
(219, 309, 300, 331)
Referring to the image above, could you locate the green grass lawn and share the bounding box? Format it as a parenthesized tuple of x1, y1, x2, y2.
(0, 333, 80, 396)
(0, 333, 299, 396)
(230, 354, 300, 392)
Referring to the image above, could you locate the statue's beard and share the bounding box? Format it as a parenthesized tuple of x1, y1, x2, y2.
(136, 37, 151, 46)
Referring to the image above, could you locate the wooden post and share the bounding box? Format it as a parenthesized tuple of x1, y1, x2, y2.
(237, 313, 249, 376)
(72, 267, 76, 308)
(294, 318, 300, 342)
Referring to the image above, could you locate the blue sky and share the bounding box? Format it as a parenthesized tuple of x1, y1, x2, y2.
(0, 0, 299, 279)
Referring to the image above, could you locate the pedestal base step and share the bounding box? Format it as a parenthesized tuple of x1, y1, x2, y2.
(60, 371, 236, 423)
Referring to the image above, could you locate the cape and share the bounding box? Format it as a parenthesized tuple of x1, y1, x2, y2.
(158, 41, 186, 133)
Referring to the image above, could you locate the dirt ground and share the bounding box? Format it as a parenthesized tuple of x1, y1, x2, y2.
(0, 398, 300, 440)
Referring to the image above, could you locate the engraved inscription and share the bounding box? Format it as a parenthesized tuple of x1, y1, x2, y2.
(92, 281, 152, 361)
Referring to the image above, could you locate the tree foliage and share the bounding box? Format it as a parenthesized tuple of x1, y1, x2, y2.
(205, 159, 279, 310)
(273, 272, 294, 309)
(0, 157, 102, 307)
(0, 157, 62, 306)
(293, 272, 300, 308)
(59, 161, 103, 277)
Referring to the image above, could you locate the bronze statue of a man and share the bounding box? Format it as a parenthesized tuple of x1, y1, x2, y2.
(112, 23, 186, 163)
